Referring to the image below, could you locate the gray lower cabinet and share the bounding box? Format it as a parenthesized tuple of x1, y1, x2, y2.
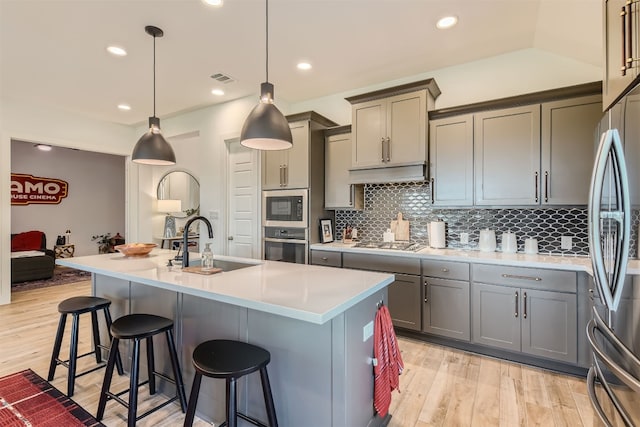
(422, 259, 470, 341)
(472, 264, 578, 364)
(343, 252, 421, 331)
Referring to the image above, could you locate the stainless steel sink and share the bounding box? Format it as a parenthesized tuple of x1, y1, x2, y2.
(180, 258, 257, 272)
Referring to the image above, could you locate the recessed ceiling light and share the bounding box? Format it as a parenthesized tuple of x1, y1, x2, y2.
(107, 45, 127, 56)
(35, 144, 52, 152)
(202, 0, 223, 6)
(436, 15, 458, 29)
(211, 89, 225, 96)
(297, 62, 312, 71)
(118, 104, 131, 111)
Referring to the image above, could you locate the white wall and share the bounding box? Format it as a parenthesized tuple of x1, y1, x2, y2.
(11, 140, 125, 256)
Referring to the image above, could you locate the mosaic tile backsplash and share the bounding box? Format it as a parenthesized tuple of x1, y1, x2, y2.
(334, 181, 640, 257)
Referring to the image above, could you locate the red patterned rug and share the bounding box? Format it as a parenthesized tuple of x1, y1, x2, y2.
(0, 369, 104, 426)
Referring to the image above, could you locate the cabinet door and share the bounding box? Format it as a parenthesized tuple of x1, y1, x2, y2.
(472, 283, 521, 351)
(262, 150, 286, 190)
(541, 96, 602, 205)
(325, 133, 354, 209)
(603, 0, 639, 110)
(423, 278, 470, 341)
(521, 289, 577, 363)
(352, 100, 385, 168)
(284, 121, 310, 189)
(474, 105, 541, 205)
(386, 90, 427, 165)
(429, 114, 474, 206)
(387, 274, 421, 331)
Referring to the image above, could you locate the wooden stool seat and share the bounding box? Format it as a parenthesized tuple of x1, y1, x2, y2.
(48, 296, 123, 397)
(96, 313, 187, 427)
(184, 339, 278, 427)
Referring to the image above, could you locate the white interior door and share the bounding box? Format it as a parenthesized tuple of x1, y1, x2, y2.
(225, 138, 260, 258)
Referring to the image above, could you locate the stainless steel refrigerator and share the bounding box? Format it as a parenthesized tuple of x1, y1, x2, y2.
(587, 83, 640, 425)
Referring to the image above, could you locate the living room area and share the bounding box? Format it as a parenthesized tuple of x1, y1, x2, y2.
(10, 140, 126, 291)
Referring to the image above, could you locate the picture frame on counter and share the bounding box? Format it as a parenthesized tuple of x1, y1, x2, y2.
(320, 219, 334, 243)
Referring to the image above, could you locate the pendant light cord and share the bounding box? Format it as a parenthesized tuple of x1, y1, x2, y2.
(153, 34, 157, 117)
(265, 0, 269, 83)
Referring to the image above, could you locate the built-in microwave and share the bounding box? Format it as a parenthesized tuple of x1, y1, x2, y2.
(262, 189, 308, 228)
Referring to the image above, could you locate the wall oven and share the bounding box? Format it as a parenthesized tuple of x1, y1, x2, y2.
(262, 189, 308, 228)
(263, 227, 307, 264)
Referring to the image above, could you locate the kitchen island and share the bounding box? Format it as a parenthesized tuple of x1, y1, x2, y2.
(57, 249, 395, 427)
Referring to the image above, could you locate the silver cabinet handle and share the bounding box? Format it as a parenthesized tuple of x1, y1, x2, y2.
(424, 282, 428, 303)
(321, 256, 328, 261)
(279, 165, 284, 187)
(534, 171, 539, 203)
(228, 236, 234, 240)
(523, 292, 527, 319)
(381, 137, 386, 162)
(386, 137, 391, 162)
(283, 164, 288, 187)
(544, 171, 549, 203)
(515, 291, 519, 318)
(622, 5, 628, 75)
(430, 177, 435, 204)
(441, 268, 449, 273)
(502, 273, 542, 281)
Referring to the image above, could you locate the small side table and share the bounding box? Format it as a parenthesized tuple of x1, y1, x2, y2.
(54, 244, 75, 258)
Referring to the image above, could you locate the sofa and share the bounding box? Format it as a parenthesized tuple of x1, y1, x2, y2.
(11, 231, 55, 284)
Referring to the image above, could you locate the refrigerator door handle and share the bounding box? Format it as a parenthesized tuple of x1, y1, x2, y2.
(588, 128, 631, 313)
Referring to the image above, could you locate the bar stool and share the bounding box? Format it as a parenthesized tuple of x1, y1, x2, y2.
(183, 339, 278, 427)
(96, 313, 187, 427)
(47, 296, 123, 397)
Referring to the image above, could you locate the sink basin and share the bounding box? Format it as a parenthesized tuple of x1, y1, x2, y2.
(186, 259, 257, 272)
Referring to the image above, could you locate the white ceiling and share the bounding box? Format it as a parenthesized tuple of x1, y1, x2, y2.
(0, 0, 602, 126)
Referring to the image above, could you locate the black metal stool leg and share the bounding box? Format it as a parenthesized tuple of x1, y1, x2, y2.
(91, 310, 102, 363)
(166, 329, 187, 411)
(96, 337, 120, 421)
(67, 313, 80, 397)
(260, 367, 278, 427)
(103, 307, 124, 375)
(128, 338, 141, 427)
(47, 313, 67, 381)
(228, 378, 237, 427)
(183, 372, 203, 427)
(146, 336, 156, 395)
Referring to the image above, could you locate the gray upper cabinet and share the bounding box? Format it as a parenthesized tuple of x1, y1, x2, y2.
(541, 95, 602, 205)
(474, 104, 541, 205)
(351, 89, 427, 169)
(262, 113, 338, 190)
(429, 114, 474, 206)
(324, 129, 364, 210)
(603, 0, 640, 110)
(263, 121, 310, 189)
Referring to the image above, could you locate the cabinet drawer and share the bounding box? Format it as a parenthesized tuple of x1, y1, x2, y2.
(472, 264, 576, 293)
(422, 259, 469, 281)
(310, 250, 342, 267)
(343, 253, 420, 275)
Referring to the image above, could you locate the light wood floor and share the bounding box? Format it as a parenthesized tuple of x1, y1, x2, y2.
(0, 281, 617, 427)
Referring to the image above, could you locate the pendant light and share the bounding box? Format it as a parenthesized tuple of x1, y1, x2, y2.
(132, 26, 176, 165)
(240, 0, 292, 150)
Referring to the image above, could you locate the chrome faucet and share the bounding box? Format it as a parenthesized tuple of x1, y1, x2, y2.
(182, 216, 214, 268)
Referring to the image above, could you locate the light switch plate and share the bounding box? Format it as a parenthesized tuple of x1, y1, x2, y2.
(561, 236, 572, 250)
(460, 232, 469, 244)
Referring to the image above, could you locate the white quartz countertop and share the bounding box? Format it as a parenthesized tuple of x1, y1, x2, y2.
(56, 249, 394, 325)
(310, 242, 640, 275)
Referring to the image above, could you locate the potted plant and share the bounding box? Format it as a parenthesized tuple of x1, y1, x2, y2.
(92, 233, 112, 254)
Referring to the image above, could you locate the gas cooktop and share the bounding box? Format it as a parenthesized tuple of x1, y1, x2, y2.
(353, 241, 426, 252)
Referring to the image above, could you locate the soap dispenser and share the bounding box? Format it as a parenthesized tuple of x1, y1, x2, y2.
(202, 243, 214, 271)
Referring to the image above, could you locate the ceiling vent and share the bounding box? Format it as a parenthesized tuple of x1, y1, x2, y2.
(210, 72, 236, 84)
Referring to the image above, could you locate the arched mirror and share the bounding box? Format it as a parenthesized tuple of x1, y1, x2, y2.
(157, 170, 200, 217)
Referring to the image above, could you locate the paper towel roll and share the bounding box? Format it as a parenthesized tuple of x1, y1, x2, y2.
(430, 221, 446, 248)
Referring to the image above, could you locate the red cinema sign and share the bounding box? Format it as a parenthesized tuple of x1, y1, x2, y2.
(11, 173, 69, 205)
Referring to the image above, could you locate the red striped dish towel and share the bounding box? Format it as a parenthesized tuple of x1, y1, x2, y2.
(373, 304, 404, 417)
